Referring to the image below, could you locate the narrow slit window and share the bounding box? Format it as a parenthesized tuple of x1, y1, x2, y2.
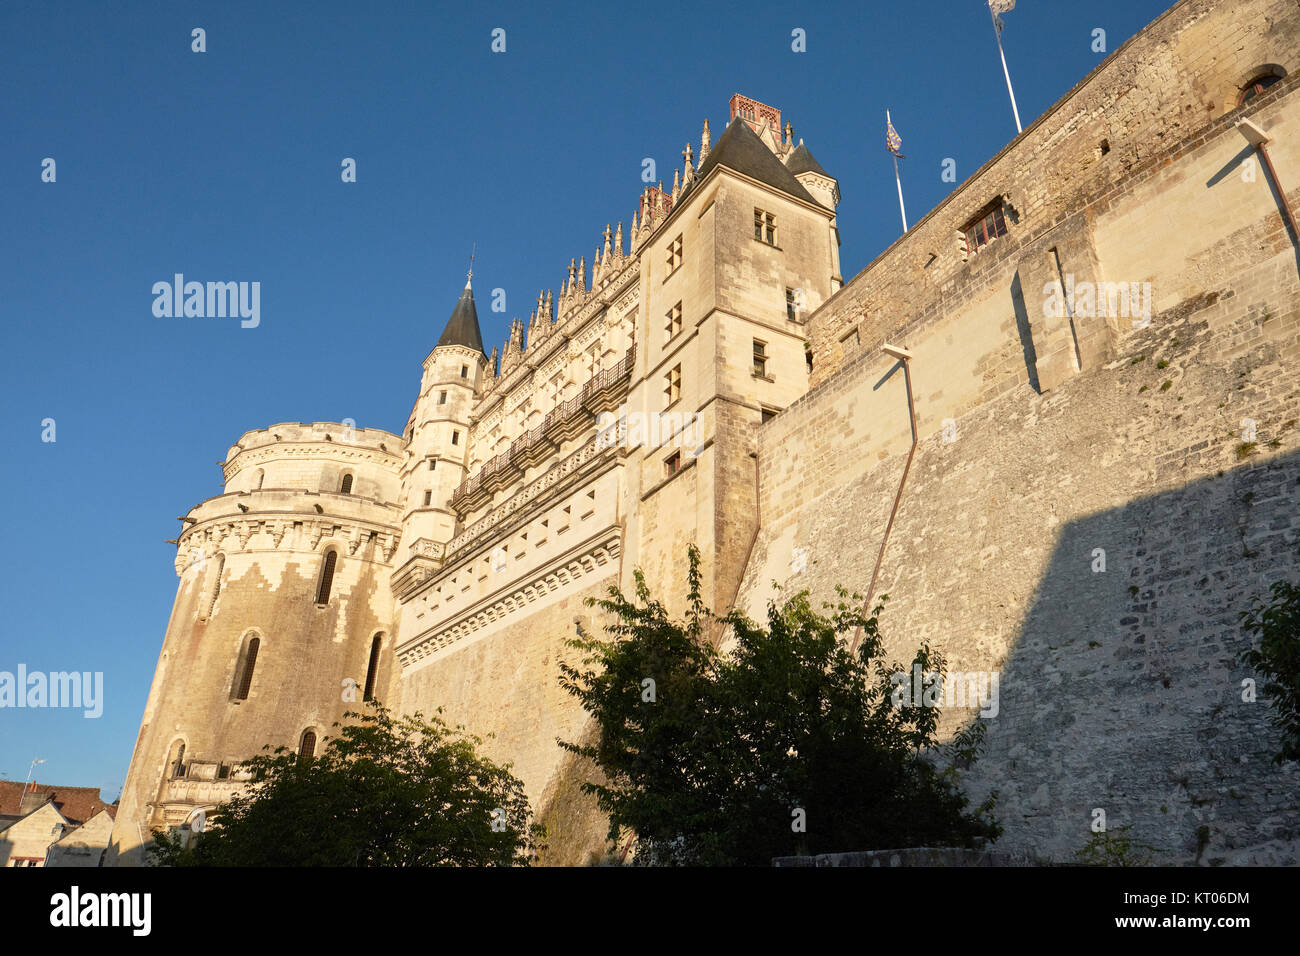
(364, 635, 382, 702)
(235, 636, 259, 700)
(316, 551, 338, 604)
(340, 473, 353, 494)
(298, 729, 316, 763)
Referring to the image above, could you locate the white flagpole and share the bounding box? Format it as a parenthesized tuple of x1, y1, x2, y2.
(990, 8, 1023, 133)
(887, 109, 907, 232)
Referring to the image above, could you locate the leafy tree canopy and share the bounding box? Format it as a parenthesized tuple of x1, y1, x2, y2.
(559, 546, 1000, 865)
(148, 705, 542, 866)
(1240, 579, 1300, 764)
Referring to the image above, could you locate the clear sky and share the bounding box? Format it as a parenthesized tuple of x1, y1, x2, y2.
(0, 0, 1172, 801)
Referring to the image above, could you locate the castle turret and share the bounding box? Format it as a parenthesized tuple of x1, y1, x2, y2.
(785, 139, 843, 291)
(399, 274, 489, 565)
(107, 422, 405, 865)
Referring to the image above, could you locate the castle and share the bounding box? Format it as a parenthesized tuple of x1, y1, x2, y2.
(110, 0, 1300, 866)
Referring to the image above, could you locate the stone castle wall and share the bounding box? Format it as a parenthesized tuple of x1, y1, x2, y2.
(733, 5, 1300, 863)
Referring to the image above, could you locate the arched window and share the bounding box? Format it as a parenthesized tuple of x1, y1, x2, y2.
(298, 729, 317, 763)
(364, 634, 383, 702)
(168, 739, 187, 779)
(233, 635, 260, 700)
(1240, 70, 1284, 105)
(316, 550, 338, 604)
(340, 473, 353, 494)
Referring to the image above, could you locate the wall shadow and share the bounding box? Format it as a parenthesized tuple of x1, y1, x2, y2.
(955, 446, 1300, 864)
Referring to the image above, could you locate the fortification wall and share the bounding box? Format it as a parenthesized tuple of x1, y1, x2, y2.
(397, 576, 616, 864)
(734, 60, 1300, 862)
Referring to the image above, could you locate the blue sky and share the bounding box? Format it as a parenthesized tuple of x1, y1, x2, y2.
(0, 0, 1171, 800)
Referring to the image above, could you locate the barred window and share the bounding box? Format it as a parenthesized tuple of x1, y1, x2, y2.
(316, 551, 338, 604)
(298, 730, 316, 763)
(364, 634, 383, 702)
(340, 473, 353, 494)
(235, 636, 259, 700)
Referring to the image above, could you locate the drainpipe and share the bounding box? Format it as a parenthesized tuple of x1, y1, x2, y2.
(724, 451, 763, 619)
(1237, 118, 1300, 250)
(851, 343, 917, 655)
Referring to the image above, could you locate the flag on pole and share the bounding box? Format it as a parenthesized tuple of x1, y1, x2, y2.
(989, 0, 1016, 36)
(988, 0, 1023, 133)
(886, 116, 904, 158)
(886, 109, 908, 232)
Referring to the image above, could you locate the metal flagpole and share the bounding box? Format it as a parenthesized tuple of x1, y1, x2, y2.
(888, 109, 907, 231)
(990, 3, 1023, 133)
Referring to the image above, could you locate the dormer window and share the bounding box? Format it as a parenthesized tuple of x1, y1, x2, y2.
(963, 201, 1008, 256)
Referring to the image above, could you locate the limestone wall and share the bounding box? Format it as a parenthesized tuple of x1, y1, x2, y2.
(733, 59, 1300, 862)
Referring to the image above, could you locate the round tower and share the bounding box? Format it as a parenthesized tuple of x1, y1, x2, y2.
(108, 422, 405, 865)
(399, 273, 489, 561)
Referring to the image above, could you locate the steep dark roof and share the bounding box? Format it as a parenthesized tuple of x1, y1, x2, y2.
(692, 118, 820, 206)
(436, 282, 486, 355)
(785, 142, 829, 178)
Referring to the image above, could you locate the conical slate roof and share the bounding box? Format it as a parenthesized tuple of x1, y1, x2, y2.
(692, 118, 819, 206)
(785, 141, 830, 179)
(436, 279, 486, 355)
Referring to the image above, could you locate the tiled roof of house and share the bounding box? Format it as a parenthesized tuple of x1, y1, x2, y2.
(0, 780, 116, 827)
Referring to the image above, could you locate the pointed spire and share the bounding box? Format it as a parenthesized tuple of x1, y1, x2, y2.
(436, 276, 485, 354)
(614, 221, 624, 258)
(544, 289, 553, 320)
(577, 255, 586, 293)
(700, 118, 711, 163)
(671, 168, 680, 201)
(683, 143, 695, 186)
(603, 224, 613, 260)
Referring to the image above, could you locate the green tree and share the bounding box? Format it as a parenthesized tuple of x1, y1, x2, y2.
(1239, 579, 1300, 764)
(1074, 826, 1155, 866)
(558, 546, 1000, 866)
(148, 705, 542, 866)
